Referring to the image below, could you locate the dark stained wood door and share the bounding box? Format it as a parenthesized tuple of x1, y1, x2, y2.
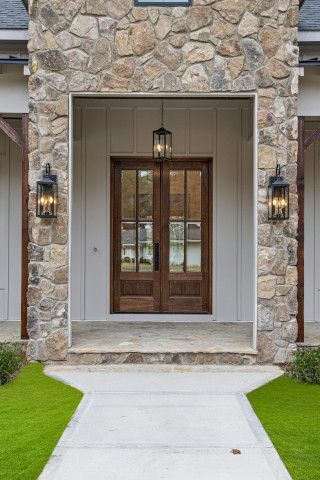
(111, 159, 161, 312)
(111, 158, 211, 313)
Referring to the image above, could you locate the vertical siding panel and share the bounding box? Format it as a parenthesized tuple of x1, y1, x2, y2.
(8, 135, 22, 320)
(216, 108, 240, 321)
(0, 134, 9, 320)
(240, 107, 254, 322)
(84, 107, 107, 320)
(71, 106, 83, 320)
(304, 133, 315, 322)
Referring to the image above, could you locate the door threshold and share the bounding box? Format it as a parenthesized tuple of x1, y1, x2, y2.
(93, 315, 216, 323)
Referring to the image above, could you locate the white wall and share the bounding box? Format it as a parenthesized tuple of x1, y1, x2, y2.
(71, 97, 254, 322)
(305, 120, 320, 322)
(298, 68, 320, 117)
(0, 120, 21, 320)
(0, 65, 28, 114)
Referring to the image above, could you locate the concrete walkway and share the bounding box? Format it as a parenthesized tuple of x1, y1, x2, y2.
(40, 365, 291, 480)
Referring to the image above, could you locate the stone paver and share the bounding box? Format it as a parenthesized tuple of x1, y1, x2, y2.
(70, 321, 254, 354)
(40, 365, 291, 480)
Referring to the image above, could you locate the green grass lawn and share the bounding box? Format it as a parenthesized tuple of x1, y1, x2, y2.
(248, 375, 320, 480)
(0, 363, 83, 480)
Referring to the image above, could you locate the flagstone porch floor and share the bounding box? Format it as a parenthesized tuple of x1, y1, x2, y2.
(0, 321, 21, 342)
(70, 321, 254, 354)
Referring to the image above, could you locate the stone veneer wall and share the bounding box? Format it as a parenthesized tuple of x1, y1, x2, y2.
(27, 0, 299, 363)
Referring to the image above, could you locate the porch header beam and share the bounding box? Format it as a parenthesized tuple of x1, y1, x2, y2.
(0, 116, 23, 148)
(304, 127, 320, 150)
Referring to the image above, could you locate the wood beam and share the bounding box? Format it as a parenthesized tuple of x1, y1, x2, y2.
(297, 117, 305, 343)
(304, 127, 320, 151)
(21, 114, 29, 340)
(0, 116, 23, 149)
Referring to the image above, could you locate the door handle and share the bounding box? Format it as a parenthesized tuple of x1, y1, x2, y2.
(154, 243, 160, 271)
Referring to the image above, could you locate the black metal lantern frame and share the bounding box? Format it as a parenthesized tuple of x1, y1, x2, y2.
(153, 99, 172, 162)
(36, 163, 58, 219)
(268, 164, 289, 221)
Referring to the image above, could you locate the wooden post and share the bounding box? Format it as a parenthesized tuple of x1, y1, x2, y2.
(21, 114, 29, 340)
(297, 116, 305, 343)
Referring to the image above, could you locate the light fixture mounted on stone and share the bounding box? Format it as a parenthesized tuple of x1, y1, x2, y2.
(36, 163, 58, 219)
(268, 164, 289, 221)
(153, 98, 172, 162)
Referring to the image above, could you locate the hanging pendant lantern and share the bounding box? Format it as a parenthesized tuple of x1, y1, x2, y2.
(153, 99, 172, 162)
(36, 163, 58, 218)
(268, 164, 289, 221)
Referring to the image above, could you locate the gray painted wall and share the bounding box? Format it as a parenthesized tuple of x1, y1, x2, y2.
(0, 121, 21, 320)
(0, 65, 28, 114)
(305, 120, 320, 322)
(71, 97, 254, 323)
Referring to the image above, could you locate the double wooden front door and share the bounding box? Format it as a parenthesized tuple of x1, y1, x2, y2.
(111, 158, 211, 313)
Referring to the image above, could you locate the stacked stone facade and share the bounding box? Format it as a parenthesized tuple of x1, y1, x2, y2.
(27, 0, 299, 363)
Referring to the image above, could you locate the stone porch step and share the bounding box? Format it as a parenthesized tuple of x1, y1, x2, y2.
(67, 321, 257, 365)
(67, 350, 257, 365)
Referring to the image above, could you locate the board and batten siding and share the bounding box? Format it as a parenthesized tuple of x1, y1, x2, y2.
(304, 120, 320, 323)
(71, 97, 254, 322)
(0, 122, 21, 321)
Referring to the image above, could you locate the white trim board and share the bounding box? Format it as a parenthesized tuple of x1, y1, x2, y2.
(0, 30, 28, 41)
(68, 93, 258, 351)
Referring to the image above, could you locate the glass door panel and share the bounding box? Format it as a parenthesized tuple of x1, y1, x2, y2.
(169, 222, 184, 272)
(169, 170, 185, 220)
(168, 168, 202, 274)
(120, 169, 154, 273)
(138, 222, 153, 271)
(138, 170, 153, 220)
(187, 170, 201, 220)
(121, 170, 136, 219)
(187, 222, 201, 272)
(121, 222, 136, 271)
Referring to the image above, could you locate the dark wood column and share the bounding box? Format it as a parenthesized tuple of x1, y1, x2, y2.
(21, 114, 29, 340)
(297, 116, 305, 343)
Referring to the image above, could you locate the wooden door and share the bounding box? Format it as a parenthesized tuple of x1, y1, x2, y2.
(111, 158, 211, 313)
(161, 159, 211, 313)
(112, 159, 161, 312)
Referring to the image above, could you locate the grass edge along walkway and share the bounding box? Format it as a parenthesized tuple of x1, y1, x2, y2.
(247, 375, 320, 480)
(0, 363, 83, 480)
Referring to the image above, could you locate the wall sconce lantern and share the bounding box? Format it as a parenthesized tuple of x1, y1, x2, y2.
(36, 163, 58, 218)
(268, 164, 289, 221)
(153, 98, 172, 162)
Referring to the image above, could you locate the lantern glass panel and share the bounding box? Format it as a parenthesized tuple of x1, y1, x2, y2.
(36, 179, 58, 218)
(268, 180, 289, 220)
(153, 127, 172, 161)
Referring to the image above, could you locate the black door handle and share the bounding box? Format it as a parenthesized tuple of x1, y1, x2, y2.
(154, 243, 160, 271)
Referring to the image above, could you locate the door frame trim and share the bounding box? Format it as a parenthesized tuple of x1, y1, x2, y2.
(68, 93, 258, 352)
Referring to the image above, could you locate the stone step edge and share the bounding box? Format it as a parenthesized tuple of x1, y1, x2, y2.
(65, 351, 257, 366)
